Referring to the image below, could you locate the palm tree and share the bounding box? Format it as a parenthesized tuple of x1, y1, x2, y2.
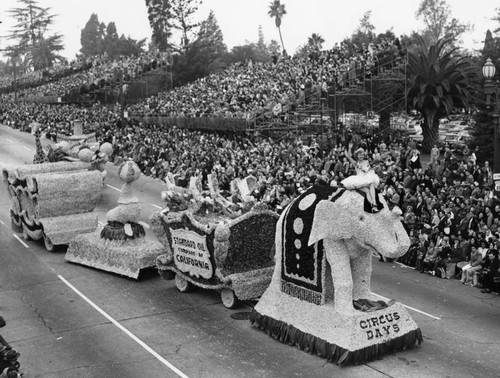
(307, 33, 325, 52)
(268, 0, 286, 54)
(407, 36, 476, 151)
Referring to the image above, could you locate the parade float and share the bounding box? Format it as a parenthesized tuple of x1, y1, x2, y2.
(0, 316, 22, 377)
(2, 161, 103, 252)
(250, 185, 422, 365)
(2, 120, 113, 252)
(66, 160, 164, 279)
(41, 120, 113, 181)
(55, 120, 96, 147)
(152, 173, 278, 308)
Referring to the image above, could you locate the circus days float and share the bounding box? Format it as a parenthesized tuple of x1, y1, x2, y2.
(250, 184, 423, 366)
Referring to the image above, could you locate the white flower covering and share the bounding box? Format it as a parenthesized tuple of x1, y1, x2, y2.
(255, 187, 416, 351)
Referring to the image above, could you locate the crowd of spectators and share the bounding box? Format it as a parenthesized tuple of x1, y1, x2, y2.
(1, 96, 499, 293)
(395, 145, 500, 294)
(126, 36, 406, 122)
(0, 31, 498, 294)
(0, 51, 170, 100)
(0, 58, 91, 94)
(0, 98, 120, 139)
(1, 37, 405, 127)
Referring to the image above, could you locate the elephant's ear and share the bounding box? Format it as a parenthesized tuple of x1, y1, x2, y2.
(308, 199, 354, 246)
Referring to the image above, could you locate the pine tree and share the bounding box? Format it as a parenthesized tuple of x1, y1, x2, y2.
(145, 0, 173, 52)
(416, 0, 471, 47)
(102, 22, 120, 58)
(80, 13, 105, 57)
(176, 10, 227, 83)
(80, 16, 145, 59)
(255, 25, 270, 61)
(482, 30, 500, 65)
(6, 0, 64, 69)
(196, 10, 227, 58)
(171, 0, 201, 51)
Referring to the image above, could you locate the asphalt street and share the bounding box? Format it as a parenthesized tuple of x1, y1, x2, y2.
(1, 124, 500, 378)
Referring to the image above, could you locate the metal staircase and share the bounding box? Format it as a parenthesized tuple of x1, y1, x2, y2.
(249, 52, 408, 137)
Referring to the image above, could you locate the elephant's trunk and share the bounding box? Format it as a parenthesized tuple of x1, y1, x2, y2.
(382, 223, 411, 259)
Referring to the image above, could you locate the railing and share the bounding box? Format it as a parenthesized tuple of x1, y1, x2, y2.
(128, 115, 250, 132)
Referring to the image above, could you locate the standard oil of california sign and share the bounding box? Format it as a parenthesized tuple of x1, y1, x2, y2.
(170, 228, 213, 279)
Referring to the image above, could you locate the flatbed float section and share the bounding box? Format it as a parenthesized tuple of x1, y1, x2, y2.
(151, 206, 278, 308)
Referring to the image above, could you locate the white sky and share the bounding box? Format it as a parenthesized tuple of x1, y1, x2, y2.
(0, 0, 499, 60)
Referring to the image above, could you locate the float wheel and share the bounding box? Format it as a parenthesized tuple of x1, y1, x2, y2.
(22, 226, 31, 241)
(221, 289, 238, 309)
(10, 213, 22, 233)
(160, 270, 175, 280)
(175, 274, 193, 293)
(43, 235, 56, 252)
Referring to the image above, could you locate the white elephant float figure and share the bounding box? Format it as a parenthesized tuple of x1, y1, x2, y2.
(277, 184, 410, 314)
(252, 184, 422, 366)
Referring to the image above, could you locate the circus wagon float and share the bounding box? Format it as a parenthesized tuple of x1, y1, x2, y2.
(2, 161, 103, 252)
(152, 173, 278, 308)
(1, 120, 114, 252)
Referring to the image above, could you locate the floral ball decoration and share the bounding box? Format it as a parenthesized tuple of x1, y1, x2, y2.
(118, 160, 141, 183)
(100, 142, 113, 157)
(55, 141, 70, 152)
(78, 148, 94, 162)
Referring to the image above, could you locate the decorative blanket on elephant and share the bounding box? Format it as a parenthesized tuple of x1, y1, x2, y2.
(281, 185, 346, 305)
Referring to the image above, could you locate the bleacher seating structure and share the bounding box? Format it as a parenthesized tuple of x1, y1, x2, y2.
(0, 47, 408, 136)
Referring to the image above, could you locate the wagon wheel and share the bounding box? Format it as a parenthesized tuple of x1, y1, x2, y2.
(159, 269, 175, 280)
(175, 274, 194, 293)
(43, 234, 56, 252)
(22, 226, 31, 241)
(10, 211, 22, 233)
(221, 289, 238, 309)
